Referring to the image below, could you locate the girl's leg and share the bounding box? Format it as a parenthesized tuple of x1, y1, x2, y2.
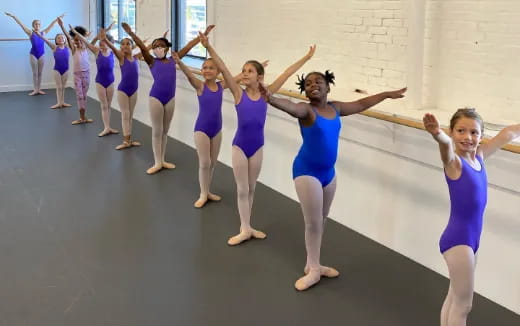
(61, 72, 71, 107)
(228, 147, 266, 246)
(443, 245, 475, 326)
(207, 132, 222, 201)
(36, 56, 45, 94)
(147, 97, 165, 174)
(29, 55, 39, 95)
(51, 71, 63, 108)
(96, 84, 118, 136)
(161, 98, 176, 169)
(303, 177, 340, 278)
(293, 176, 325, 291)
(116, 90, 140, 149)
(72, 71, 91, 123)
(194, 131, 212, 208)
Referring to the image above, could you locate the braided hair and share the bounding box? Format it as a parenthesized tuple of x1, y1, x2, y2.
(296, 70, 335, 93)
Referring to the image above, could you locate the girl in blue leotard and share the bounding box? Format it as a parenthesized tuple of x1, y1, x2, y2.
(5, 12, 64, 96)
(423, 109, 520, 326)
(263, 71, 406, 291)
(199, 33, 315, 246)
(174, 51, 268, 208)
(123, 23, 215, 175)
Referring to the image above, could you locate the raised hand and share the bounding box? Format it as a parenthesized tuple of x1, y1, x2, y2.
(423, 113, 441, 135)
(122, 22, 132, 34)
(387, 87, 407, 99)
(162, 29, 169, 38)
(198, 32, 209, 48)
(57, 17, 64, 27)
(99, 28, 107, 40)
(203, 24, 215, 36)
(58, 13, 65, 19)
(261, 60, 270, 68)
(5, 12, 14, 17)
(305, 44, 316, 59)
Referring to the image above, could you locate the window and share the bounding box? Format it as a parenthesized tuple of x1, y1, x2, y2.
(100, 0, 136, 41)
(172, 0, 207, 58)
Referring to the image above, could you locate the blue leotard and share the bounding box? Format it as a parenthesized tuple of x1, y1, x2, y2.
(292, 103, 341, 187)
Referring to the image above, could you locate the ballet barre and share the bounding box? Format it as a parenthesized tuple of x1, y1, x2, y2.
(186, 66, 520, 155)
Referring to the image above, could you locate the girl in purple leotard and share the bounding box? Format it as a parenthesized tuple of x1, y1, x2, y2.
(38, 31, 72, 109)
(423, 109, 520, 326)
(174, 52, 269, 208)
(70, 23, 119, 136)
(5, 12, 64, 96)
(100, 29, 142, 150)
(200, 33, 315, 246)
(123, 23, 215, 175)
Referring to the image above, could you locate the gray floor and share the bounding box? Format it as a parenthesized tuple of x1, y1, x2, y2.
(0, 89, 519, 326)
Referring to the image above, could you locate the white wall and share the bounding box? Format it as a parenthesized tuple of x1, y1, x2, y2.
(0, 0, 93, 92)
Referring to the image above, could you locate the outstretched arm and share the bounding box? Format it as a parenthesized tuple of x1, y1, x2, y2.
(122, 22, 153, 66)
(178, 24, 215, 58)
(268, 45, 315, 93)
(42, 13, 65, 34)
(57, 17, 74, 54)
(171, 51, 203, 93)
(333, 87, 407, 116)
(99, 28, 123, 63)
(222, 60, 269, 89)
(479, 124, 520, 158)
(199, 32, 241, 103)
(91, 21, 115, 46)
(34, 31, 56, 51)
(423, 113, 456, 167)
(4, 12, 32, 36)
(259, 83, 309, 119)
(70, 24, 99, 55)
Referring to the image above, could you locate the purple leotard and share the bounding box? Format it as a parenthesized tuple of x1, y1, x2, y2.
(29, 32, 45, 59)
(149, 57, 176, 105)
(232, 91, 267, 158)
(117, 57, 139, 97)
(440, 155, 487, 254)
(53, 47, 69, 75)
(194, 82, 223, 138)
(95, 51, 115, 88)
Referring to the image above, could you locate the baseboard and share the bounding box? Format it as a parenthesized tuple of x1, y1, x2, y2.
(0, 82, 75, 93)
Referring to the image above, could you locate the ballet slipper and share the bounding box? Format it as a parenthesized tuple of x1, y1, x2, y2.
(304, 265, 340, 278)
(227, 228, 266, 246)
(115, 141, 131, 150)
(130, 140, 141, 146)
(208, 193, 221, 201)
(194, 196, 208, 208)
(162, 162, 176, 169)
(28, 91, 38, 96)
(295, 269, 321, 291)
(71, 118, 93, 125)
(62, 103, 72, 107)
(50, 103, 61, 109)
(98, 129, 111, 137)
(146, 165, 163, 175)
(109, 128, 119, 134)
(38, 90, 46, 95)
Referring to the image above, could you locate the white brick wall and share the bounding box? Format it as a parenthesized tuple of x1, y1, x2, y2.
(423, 0, 520, 123)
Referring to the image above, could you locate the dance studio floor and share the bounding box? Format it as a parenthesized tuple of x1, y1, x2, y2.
(1, 89, 519, 325)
